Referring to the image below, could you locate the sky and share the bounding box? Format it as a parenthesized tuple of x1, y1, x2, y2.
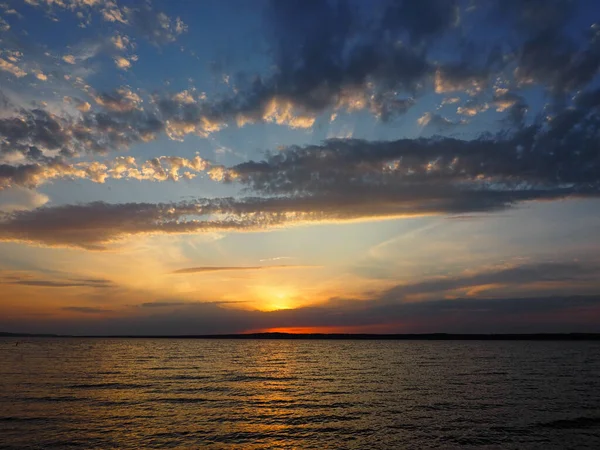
(1, 0, 600, 335)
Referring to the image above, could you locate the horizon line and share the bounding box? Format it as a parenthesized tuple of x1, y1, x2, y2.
(2, 331, 600, 341)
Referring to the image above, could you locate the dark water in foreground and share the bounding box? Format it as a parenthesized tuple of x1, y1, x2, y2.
(1, 339, 599, 449)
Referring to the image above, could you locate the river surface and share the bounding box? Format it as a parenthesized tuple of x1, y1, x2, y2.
(1, 338, 599, 449)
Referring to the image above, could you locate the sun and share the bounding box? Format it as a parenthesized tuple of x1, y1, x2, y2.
(269, 291, 293, 311)
(254, 286, 297, 311)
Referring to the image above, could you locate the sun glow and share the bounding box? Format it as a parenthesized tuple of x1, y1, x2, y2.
(255, 286, 297, 311)
(267, 292, 294, 311)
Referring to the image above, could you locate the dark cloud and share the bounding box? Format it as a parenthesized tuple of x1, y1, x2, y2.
(490, 90, 528, 125)
(9, 292, 600, 335)
(176, 0, 433, 129)
(77, 278, 114, 286)
(104, 0, 599, 144)
(0, 104, 164, 162)
(61, 306, 112, 314)
(492, 0, 600, 99)
(139, 301, 248, 308)
(0, 201, 205, 249)
(495, 0, 576, 35)
(139, 302, 193, 308)
(80, 109, 164, 152)
(0, 199, 289, 248)
(0, 109, 71, 157)
(515, 26, 600, 97)
(0, 186, 596, 249)
(124, 3, 187, 45)
(2, 276, 114, 288)
(379, 262, 600, 299)
(274, 294, 600, 334)
(198, 41, 429, 127)
(383, 0, 459, 43)
(191, 0, 597, 127)
(229, 88, 600, 195)
(369, 95, 416, 122)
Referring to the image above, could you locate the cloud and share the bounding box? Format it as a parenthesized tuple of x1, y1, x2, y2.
(139, 301, 247, 308)
(0, 1, 596, 164)
(124, 4, 187, 45)
(417, 112, 467, 129)
(92, 87, 142, 112)
(171, 265, 315, 274)
(0, 16, 10, 32)
(1, 274, 114, 288)
(178, 0, 596, 131)
(62, 54, 76, 64)
(113, 56, 132, 70)
(0, 186, 49, 212)
(259, 256, 294, 262)
(23, 0, 187, 45)
(0, 108, 88, 159)
(33, 71, 48, 81)
(110, 33, 132, 51)
(240, 3, 428, 117)
(494, 0, 574, 34)
(0, 201, 231, 248)
(0, 58, 27, 77)
(434, 64, 489, 95)
(0, 196, 322, 248)
(1, 83, 600, 249)
(138, 301, 191, 308)
(64, 96, 92, 112)
(0, 185, 593, 250)
(0, 106, 163, 160)
(383, 0, 459, 44)
(0, 0, 599, 251)
(456, 100, 489, 117)
(9, 292, 600, 335)
(14, 280, 102, 287)
(2, 0, 600, 337)
(227, 88, 600, 197)
(378, 262, 600, 300)
(0, 154, 210, 189)
(61, 306, 112, 314)
(500, 1, 600, 98)
(140, 0, 432, 135)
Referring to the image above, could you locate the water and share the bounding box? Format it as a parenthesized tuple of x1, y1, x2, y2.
(1, 339, 599, 449)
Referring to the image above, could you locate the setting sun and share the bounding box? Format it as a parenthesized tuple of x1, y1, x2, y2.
(255, 286, 297, 311)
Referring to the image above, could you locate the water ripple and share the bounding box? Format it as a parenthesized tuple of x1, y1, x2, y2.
(1, 339, 599, 449)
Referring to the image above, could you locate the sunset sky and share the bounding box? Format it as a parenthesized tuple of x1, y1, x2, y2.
(1, 0, 600, 334)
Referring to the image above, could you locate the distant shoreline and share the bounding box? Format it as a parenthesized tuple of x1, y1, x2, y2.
(2, 332, 600, 340)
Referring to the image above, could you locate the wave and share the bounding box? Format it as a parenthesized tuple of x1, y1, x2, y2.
(0, 416, 51, 422)
(19, 395, 83, 403)
(67, 382, 151, 389)
(150, 397, 222, 404)
(163, 374, 213, 380)
(221, 374, 299, 382)
(536, 416, 600, 429)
